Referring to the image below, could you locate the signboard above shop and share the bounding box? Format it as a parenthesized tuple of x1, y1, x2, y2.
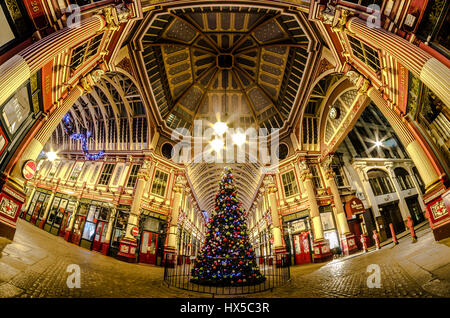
(345, 197, 366, 219)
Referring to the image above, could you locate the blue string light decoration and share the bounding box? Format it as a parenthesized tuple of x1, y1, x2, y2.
(62, 113, 105, 160)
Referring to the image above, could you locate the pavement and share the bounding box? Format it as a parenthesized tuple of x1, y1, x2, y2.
(0, 219, 449, 298)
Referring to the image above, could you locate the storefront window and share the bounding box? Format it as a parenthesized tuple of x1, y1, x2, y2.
(320, 209, 340, 250)
(110, 209, 129, 255)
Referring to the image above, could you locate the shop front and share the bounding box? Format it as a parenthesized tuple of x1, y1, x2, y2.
(44, 194, 77, 236)
(138, 209, 168, 266)
(69, 200, 114, 251)
(405, 195, 425, 225)
(109, 206, 130, 258)
(24, 189, 52, 226)
(282, 210, 312, 265)
(319, 206, 340, 255)
(378, 201, 405, 239)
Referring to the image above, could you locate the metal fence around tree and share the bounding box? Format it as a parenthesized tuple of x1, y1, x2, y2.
(163, 254, 290, 295)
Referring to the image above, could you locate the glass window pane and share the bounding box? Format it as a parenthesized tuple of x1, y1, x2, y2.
(2, 85, 30, 134)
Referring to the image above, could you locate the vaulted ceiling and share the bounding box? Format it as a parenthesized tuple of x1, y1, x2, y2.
(134, 4, 316, 132)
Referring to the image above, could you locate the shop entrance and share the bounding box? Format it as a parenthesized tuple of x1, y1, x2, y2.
(139, 231, 158, 265)
(405, 196, 425, 225)
(71, 215, 86, 245)
(92, 221, 108, 253)
(293, 232, 311, 265)
(380, 203, 405, 238)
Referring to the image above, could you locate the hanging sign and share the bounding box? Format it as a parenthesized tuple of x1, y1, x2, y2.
(22, 160, 37, 180)
(345, 197, 365, 219)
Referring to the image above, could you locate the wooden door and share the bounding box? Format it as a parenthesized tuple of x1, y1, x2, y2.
(293, 232, 311, 265)
(71, 215, 86, 245)
(92, 221, 107, 252)
(139, 231, 159, 265)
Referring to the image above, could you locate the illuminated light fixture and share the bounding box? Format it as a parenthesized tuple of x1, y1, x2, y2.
(374, 140, 383, 147)
(210, 138, 224, 152)
(232, 131, 246, 146)
(46, 151, 57, 161)
(213, 121, 228, 136)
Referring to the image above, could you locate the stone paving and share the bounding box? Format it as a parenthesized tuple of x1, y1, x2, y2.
(0, 219, 449, 298)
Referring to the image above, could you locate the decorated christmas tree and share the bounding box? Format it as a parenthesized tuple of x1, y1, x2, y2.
(191, 167, 265, 286)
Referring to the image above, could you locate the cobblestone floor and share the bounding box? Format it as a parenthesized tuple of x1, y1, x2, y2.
(0, 220, 449, 298)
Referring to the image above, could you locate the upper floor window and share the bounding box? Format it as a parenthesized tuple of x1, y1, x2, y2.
(347, 35, 381, 72)
(151, 170, 169, 197)
(281, 170, 299, 198)
(332, 166, 346, 187)
(0, 72, 41, 140)
(70, 33, 104, 70)
(98, 163, 115, 185)
(310, 165, 323, 189)
(126, 164, 141, 188)
(48, 161, 61, 178)
(69, 162, 84, 181)
(394, 167, 415, 191)
(367, 169, 395, 196)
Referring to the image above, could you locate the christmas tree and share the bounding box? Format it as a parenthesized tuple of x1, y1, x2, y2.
(191, 167, 265, 286)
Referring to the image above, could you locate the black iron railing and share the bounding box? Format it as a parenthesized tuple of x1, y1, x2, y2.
(163, 254, 290, 295)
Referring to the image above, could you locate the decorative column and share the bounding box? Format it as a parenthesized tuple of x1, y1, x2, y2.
(164, 172, 187, 262)
(64, 195, 80, 241)
(117, 160, 150, 263)
(9, 69, 104, 190)
(299, 160, 332, 262)
(262, 175, 286, 255)
(346, 71, 449, 241)
(320, 155, 358, 255)
(321, 6, 450, 107)
(0, 2, 133, 107)
(366, 87, 441, 190)
(102, 208, 116, 255)
(345, 16, 450, 107)
(39, 191, 55, 229)
(0, 15, 105, 107)
(22, 185, 36, 216)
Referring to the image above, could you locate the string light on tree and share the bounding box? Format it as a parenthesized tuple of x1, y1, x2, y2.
(191, 167, 265, 286)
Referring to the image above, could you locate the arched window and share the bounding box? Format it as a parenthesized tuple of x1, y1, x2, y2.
(412, 167, 426, 194)
(394, 167, 414, 191)
(367, 169, 395, 196)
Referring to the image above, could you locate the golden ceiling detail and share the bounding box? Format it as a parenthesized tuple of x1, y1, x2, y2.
(137, 5, 313, 132)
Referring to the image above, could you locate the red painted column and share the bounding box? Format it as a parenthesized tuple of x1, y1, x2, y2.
(389, 223, 399, 245)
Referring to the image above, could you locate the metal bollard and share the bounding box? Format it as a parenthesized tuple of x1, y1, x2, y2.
(406, 216, 418, 243)
(372, 230, 381, 250)
(389, 223, 398, 245)
(360, 235, 368, 253)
